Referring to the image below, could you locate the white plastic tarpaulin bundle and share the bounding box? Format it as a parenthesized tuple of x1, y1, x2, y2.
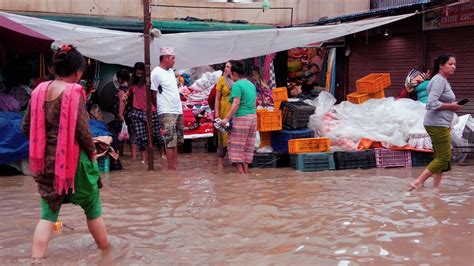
(1, 11, 415, 69)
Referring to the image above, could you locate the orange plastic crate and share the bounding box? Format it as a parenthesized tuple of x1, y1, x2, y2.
(288, 137, 330, 154)
(347, 92, 370, 104)
(272, 87, 289, 102)
(369, 90, 385, 99)
(257, 110, 282, 132)
(259, 132, 272, 147)
(356, 73, 391, 93)
(273, 100, 281, 110)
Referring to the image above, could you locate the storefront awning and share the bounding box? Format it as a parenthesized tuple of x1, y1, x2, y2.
(0, 11, 415, 69)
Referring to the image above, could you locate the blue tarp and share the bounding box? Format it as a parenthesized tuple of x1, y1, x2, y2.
(0, 114, 111, 165)
(89, 119, 113, 137)
(0, 112, 29, 164)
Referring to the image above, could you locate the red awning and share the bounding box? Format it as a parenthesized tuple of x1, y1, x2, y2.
(0, 14, 53, 54)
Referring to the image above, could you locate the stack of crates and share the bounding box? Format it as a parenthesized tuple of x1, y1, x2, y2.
(347, 73, 391, 104)
(375, 148, 412, 168)
(271, 129, 315, 154)
(253, 87, 289, 168)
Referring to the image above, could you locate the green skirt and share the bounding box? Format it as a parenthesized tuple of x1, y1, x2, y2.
(425, 126, 452, 173)
(40, 150, 102, 222)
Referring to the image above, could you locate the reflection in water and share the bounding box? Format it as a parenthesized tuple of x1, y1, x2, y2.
(0, 153, 473, 265)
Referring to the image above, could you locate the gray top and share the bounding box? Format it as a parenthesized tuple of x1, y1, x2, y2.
(423, 74, 456, 128)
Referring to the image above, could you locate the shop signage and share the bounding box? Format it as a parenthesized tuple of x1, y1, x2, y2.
(423, 2, 474, 30)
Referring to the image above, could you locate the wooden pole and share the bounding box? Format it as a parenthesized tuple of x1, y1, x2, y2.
(143, 0, 154, 170)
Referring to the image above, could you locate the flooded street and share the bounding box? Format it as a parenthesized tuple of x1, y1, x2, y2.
(1, 153, 473, 265)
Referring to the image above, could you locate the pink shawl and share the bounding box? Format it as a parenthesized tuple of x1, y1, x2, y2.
(29, 81, 83, 195)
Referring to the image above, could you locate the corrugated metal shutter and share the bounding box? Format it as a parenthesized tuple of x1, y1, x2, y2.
(348, 32, 421, 97)
(426, 26, 474, 115)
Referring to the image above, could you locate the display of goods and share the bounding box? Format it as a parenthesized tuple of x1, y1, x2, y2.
(334, 150, 376, 170)
(411, 151, 434, 166)
(272, 87, 289, 102)
(252, 153, 278, 168)
(368, 90, 385, 99)
(356, 73, 391, 93)
(347, 92, 370, 104)
(375, 148, 412, 168)
(288, 137, 330, 154)
(288, 60, 302, 72)
(280, 101, 316, 129)
(290, 152, 335, 172)
(271, 129, 315, 154)
(257, 110, 282, 132)
(259, 132, 272, 147)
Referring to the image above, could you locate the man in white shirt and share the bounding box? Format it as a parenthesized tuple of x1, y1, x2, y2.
(151, 47, 183, 170)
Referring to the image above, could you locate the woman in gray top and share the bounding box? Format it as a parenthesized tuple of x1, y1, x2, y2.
(408, 53, 462, 191)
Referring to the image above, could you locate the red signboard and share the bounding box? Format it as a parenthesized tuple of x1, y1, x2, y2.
(424, 2, 474, 30)
(441, 2, 474, 27)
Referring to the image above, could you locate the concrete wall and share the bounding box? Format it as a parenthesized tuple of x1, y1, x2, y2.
(0, 0, 369, 25)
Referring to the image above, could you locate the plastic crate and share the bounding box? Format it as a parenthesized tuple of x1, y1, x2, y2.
(276, 154, 291, 167)
(252, 153, 278, 168)
(288, 137, 330, 154)
(271, 129, 315, 154)
(280, 101, 316, 129)
(368, 90, 385, 99)
(334, 150, 376, 170)
(356, 73, 391, 93)
(259, 132, 272, 147)
(411, 151, 434, 167)
(257, 110, 282, 132)
(347, 92, 370, 104)
(97, 156, 110, 173)
(375, 148, 412, 168)
(273, 100, 281, 111)
(290, 152, 335, 172)
(272, 87, 289, 102)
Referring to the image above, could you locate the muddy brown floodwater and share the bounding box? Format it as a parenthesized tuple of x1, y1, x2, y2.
(0, 153, 473, 265)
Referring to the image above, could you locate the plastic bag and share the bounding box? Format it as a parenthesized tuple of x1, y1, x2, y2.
(118, 122, 129, 141)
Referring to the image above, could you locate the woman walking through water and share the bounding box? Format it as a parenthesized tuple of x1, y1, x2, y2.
(219, 61, 257, 175)
(214, 61, 233, 168)
(22, 45, 109, 258)
(407, 53, 463, 191)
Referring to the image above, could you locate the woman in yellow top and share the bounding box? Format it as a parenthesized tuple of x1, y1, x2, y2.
(214, 61, 234, 168)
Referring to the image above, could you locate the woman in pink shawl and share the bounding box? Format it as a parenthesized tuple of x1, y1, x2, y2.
(22, 45, 109, 258)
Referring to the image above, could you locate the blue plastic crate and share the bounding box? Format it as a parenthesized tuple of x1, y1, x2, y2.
(271, 129, 314, 154)
(334, 150, 376, 170)
(290, 152, 335, 172)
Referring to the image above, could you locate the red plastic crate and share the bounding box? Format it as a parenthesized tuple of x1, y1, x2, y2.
(356, 73, 391, 93)
(375, 148, 412, 168)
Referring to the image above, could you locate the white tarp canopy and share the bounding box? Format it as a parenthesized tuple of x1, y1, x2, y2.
(1, 11, 415, 69)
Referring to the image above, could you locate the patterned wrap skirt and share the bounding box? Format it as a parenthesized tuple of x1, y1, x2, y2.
(228, 114, 257, 164)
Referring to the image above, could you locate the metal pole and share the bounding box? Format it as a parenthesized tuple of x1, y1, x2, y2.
(143, 0, 154, 170)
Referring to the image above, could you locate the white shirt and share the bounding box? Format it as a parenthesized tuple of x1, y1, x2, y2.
(150, 66, 183, 115)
